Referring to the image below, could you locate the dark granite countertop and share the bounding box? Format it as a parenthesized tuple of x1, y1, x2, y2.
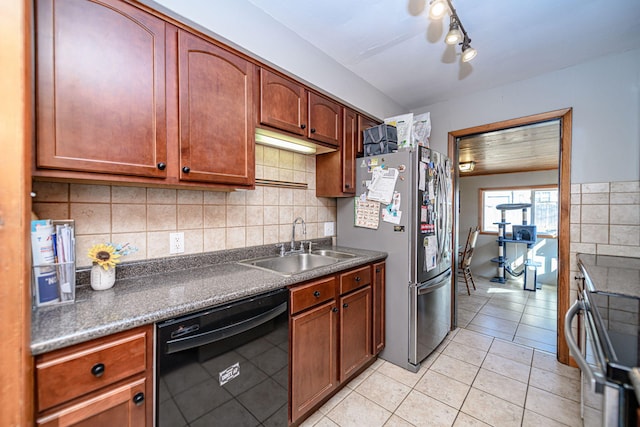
(31, 243, 386, 355)
(577, 253, 640, 298)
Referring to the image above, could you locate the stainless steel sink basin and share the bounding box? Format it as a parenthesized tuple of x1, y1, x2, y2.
(239, 253, 339, 276)
(310, 249, 357, 259)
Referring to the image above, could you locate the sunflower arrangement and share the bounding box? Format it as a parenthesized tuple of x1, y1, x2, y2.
(88, 242, 138, 270)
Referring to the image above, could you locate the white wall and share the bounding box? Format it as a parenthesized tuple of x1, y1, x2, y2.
(416, 48, 640, 184)
(459, 170, 559, 284)
(147, 0, 405, 119)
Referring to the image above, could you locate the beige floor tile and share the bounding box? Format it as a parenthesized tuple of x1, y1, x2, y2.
(460, 388, 523, 427)
(313, 417, 340, 427)
(513, 336, 557, 354)
(345, 366, 375, 390)
(478, 305, 523, 322)
(383, 414, 416, 427)
(395, 390, 458, 427)
(524, 297, 558, 310)
(519, 312, 557, 331)
(472, 368, 527, 406)
(529, 366, 580, 402)
(457, 308, 476, 327)
(523, 304, 556, 319)
(485, 298, 526, 313)
(515, 323, 557, 345)
(326, 392, 391, 427)
(464, 324, 514, 341)
(525, 386, 582, 427)
(355, 371, 411, 412)
(482, 353, 531, 384)
(442, 341, 488, 367)
(532, 350, 580, 380)
(488, 339, 533, 365)
(318, 386, 352, 414)
(451, 328, 494, 352)
(414, 370, 471, 409)
(521, 409, 568, 427)
(458, 299, 486, 313)
(452, 412, 491, 426)
(583, 405, 603, 427)
(430, 353, 480, 385)
(468, 313, 519, 335)
(376, 360, 427, 388)
(299, 410, 329, 427)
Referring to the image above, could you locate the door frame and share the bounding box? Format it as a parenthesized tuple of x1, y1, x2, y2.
(447, 108, 572, 365)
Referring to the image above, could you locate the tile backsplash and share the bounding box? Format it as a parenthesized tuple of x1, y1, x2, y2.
(32, 145, 337, 268)
(569, 180, 640, 293)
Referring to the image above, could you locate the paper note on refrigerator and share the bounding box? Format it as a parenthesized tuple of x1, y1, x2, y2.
(355, 199, 380, 229)
(424, 235, 438, 272)
(367, 167, 398, 204)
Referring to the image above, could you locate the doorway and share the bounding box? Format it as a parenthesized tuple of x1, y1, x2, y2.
(448, 108, 573, 365)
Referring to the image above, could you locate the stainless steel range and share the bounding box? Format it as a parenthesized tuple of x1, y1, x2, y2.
(565, 254, 640, 426)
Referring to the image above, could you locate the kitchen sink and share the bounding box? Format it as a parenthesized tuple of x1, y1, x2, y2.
(239, 253, 339, 276)
(310, 249, 357, 259)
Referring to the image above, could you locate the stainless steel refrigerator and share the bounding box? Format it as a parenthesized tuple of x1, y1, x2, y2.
(337, 146, 453, 372)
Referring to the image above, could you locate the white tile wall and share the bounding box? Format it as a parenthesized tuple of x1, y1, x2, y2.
(32, 146, 337, 268)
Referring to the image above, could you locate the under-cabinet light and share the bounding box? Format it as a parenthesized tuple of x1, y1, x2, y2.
(255, 128, 317, 154)
(458, 161, 475, 172)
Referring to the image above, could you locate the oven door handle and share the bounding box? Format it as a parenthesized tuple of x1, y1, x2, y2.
(564, 299, 605, 393)
(165, 301, 287, 355)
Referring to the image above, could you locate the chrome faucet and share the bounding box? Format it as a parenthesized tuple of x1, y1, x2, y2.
(291, 217, 306, 252)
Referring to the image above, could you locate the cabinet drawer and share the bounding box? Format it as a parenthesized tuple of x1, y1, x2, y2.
(290, 276, 336, 314)
(339, 265, 371, 295)
(36, 327, 149, 412)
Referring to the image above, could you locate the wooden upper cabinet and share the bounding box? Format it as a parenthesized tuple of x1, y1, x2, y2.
(307, 92, 341, 148)
(35, 0, 167, 178)
(259, 69, 307, 137)
(176, 30, 255, 187)
(342, 108, 357, 194)
(357, 115, 381, 157)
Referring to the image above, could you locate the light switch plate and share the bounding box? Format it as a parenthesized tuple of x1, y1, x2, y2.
(324, 222, 335, 236)
(170, 232, 184, 254)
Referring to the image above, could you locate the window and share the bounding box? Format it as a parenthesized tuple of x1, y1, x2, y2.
(480, 186, 558, 236)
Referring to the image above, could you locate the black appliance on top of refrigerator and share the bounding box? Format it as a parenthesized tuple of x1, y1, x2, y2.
(337, 146, 453, 372)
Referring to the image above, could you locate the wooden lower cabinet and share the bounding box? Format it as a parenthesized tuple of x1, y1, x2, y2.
(290, 299, 339, 423)
(339, 286, 372, 382)
(289, 263, 383, 425)
(35, 325, 153, 427)
(373, 261, 386, 354)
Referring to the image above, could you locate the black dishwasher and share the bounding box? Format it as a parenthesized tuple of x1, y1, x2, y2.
(156, 288, 289, 427)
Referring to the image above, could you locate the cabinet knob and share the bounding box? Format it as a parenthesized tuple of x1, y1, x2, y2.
(300, 124, 306, 129)
(182, 166, 191, 173)
(310, 128, 316, 133)
(354, 276, 361, 282)
(375, 268, 381, 273)
(332, 307, 338, 313)
(132, 392, 145, 406)
(91, 363, 105, 378)
(313, 290, 321, 298)
(157, 162, 166, 170)
(345, 184, 351, 189)
(343, 303, 349, 308)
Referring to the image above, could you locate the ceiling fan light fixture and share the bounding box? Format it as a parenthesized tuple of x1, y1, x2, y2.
(458, 161, 475, 172)
(429, 0, 448, 20)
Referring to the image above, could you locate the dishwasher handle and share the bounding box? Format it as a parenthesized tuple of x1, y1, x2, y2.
(417, 270, 451, 295)
(165, 301, 287, 355)
(564, 299, 605, 393)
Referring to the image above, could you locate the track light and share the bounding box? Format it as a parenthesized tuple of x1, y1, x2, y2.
(429, 0, 477, 62)
(428, 0, 448, 20)
(445, 16, 462, 45)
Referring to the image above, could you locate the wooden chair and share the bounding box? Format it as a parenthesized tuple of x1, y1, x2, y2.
(458, 226, 480, 295)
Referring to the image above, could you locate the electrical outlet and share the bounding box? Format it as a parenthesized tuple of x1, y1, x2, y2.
(324, 221, 335, 237)
(170, 232, 184, 254)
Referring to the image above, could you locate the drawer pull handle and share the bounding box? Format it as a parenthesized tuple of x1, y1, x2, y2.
(343, 303, 349, 308)
(91, 363, 105, 378)
(133, 392, 145, 406)
(355, 276, 361, 282)
(313, 290, 321, 298)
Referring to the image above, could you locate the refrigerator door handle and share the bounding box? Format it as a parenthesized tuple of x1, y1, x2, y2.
(417, 271, 452, 295)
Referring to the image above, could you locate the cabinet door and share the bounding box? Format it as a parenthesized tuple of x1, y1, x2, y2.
(341, 108, 357, 194)
(259, 69, 307, 136)
(290, 300, 338, 423)
(307, 92, 341, 147)
(373, 262, 386, 354)
(177, 30, 255, 186)
(35, 0, 167, 178)
(36, 378, 148, 427)
(339, 286, 372, 382)
(357, 115, 380, 157)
